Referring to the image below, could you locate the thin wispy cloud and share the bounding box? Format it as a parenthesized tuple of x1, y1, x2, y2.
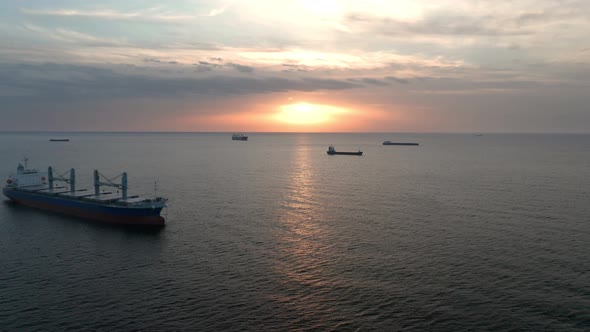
(21, 8, 197, 23)
(345, 13, 534, 37)
(204, 4, 230, 17)
(22, 24, 127, 47)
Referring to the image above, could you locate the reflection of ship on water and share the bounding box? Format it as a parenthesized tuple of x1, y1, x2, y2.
(232, 133, 248, 141)
(327, 145, 363, 156)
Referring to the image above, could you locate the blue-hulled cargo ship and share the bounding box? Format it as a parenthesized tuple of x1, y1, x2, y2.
(3, 159, 167, 226)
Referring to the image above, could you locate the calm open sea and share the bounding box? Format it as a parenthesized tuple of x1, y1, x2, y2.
(0, 132, 589, 331)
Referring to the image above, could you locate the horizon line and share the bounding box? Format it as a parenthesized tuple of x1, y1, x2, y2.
(0, 130, 589, 135)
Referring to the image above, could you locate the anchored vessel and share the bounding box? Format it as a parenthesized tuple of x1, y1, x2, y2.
(383, 141, 419, 146)
(327, 145, 363, 156)
(232, 133, 248, 141)
(3, 159, 167, 226)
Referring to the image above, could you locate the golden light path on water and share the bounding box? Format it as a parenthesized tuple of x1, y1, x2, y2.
(272, 134, 342, 320)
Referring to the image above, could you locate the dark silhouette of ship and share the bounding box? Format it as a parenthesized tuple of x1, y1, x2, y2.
(232, 133, 248, 141)
(382, 141, 419, 146)
(327, 146, 363, 156)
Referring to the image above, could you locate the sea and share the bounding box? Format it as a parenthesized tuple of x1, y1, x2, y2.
(0, 132, 588, 331)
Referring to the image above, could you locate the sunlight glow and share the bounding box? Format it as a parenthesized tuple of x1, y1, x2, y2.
(301, 0, 343, 18)
(275, 103, 347, 125)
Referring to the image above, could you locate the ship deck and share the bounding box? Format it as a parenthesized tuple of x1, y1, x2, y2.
(20, 185, 64, 192)
(31, 186, 71, 194)
(86, 193, 127, 202)
(117, 196, 147, 204)
(11, 186, 157, 206)
(59, 190, 111, 198)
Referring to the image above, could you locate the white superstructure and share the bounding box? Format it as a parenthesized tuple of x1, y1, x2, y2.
(5, 159, 47, 188)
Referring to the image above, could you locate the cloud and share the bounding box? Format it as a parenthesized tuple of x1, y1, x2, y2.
(345, 13, 531, 37)
(348, 78, 388, 86)
(227, 63, 254, 73)
(0, 63, 364, 102)
(193, 61, 254, 73)
(204, 4, 231, 17)
(281, 63, 309, 72)
(21, 8, 197, 23)
(2, 0, 589, 132)
(343, 1, 590, 39)
(20, 3, 236, 23)
(22, 24, 127, 46)
(385, 76, 410, 84)
(144, 57, 163, 63)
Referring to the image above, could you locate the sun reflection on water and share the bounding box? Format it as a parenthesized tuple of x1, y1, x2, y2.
(270, 135, 347, 322)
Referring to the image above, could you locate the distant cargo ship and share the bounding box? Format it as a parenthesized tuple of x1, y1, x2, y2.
(3, 159, 167, 226)
(49, 139, 69, 142)
(327, 146, 363, 156)
(382, 141, 419, 146)
(232, 133, 248, 141)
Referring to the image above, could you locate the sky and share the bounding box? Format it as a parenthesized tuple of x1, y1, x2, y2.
(1, 0, 589, 132)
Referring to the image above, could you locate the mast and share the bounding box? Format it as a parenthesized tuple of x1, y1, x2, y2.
(121, 172, 128, 200)
(69, 168, 76, 192)
(94, 170, 100, 195)
(48, 166, 54, 189)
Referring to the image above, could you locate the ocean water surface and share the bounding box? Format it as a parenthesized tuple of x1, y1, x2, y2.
(0, 132, 589, 331)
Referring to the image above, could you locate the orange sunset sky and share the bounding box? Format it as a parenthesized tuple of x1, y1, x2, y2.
(1, 0, 590, 132)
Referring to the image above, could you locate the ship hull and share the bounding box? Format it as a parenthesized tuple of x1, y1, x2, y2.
(382, 142, 419, 146)
(327, 151, 363, 155)
(3, 188, 165, 226)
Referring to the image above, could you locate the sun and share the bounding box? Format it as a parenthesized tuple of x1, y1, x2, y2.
(275, 103, 346, 125)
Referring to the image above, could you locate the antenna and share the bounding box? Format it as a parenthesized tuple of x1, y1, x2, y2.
(154, 180, 159, 197)
(21, 149, 31, 168)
